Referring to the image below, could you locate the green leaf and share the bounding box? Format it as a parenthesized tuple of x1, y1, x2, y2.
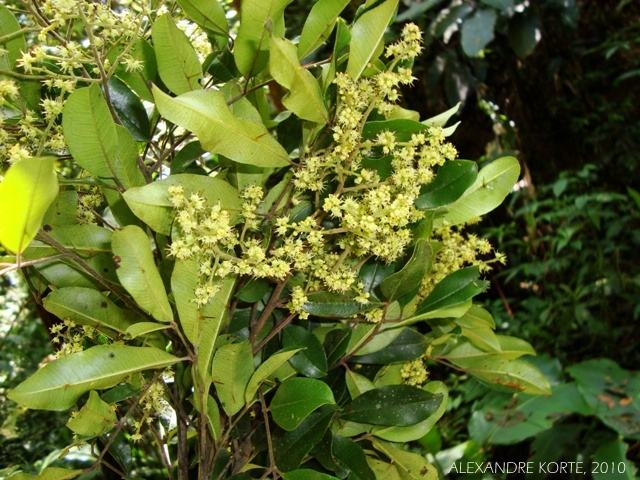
(113, 125, 147, 189)
(171, 257, 200, 344)
(0, 4, 26, 68)
(416, 266, 487, 316)
(111, 38, 157, 102)
(233, 0, 294, 77)
(366, 458, 403, 480)
(332, 435, 375, 480)
(372, 381, 448, 442)
(359, 261, 395, 300)
(461, 8, 497, 57)
(211, 341, 254, 416)
(362, 119, 428, 142)
(593, 438, 636, 480)
(152, 14, 202, 94)
(125, 322, 171, 339)
(7, 467, 83, 480)
(379, 239, 432, 303)
(508, 12, 541, 59)
(283, 325, 328, 378)
(456, 357, 551, 395)
(567, 359, 640, 438)
(347, 0, 399, 80)
(440, 156, 520, 226)
(345, 369, 375, 399)
(62, 84, 119, 180)
(352, 328, 427, 364)
(0, 158, 58, 253)
(23, 225, 111, 261)
(112, 225, 173, 323)
(123, 173, 240, 235)
(43, 190, 78, 226)
(273, 405, 337, 472)
(271, 377, 336, 430)
(270, 36, 329, 124)
(298, 0, 351, 59)
(8, 345, 179, 410)
(195, 275, 236, 388)
(245, 349, 302, 403)
(176, 0, 228, 38)
(108, 77, 151, 141)
(282, 471, 340, 480)
(153, 87, 290, 168)
(416, 160, 478, 209)
(422, 102, 461, 127)
(43, 287, 143, 337)
(324, 328, 352, 366)
(303, 291, 373, 318)
(372, 439, 438, 479)
(341, 385, 443, 426)
(66, 391, 117, 437)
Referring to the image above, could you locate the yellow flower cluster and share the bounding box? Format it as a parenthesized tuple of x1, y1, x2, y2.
(401, 357, 429, 386)
(50, 319, 95, 357)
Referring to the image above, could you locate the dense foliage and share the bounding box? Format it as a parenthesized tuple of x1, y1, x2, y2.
(0, 0, 551, 479)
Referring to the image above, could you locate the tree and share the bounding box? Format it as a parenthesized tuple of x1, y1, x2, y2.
(0, 1, 547, 478)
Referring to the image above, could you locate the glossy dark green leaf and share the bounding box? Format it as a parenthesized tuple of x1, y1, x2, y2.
(363, 119, 429, 142)
(236, 278, 270, 303)
(100, 384, 138, 404)
(273, 405, 337, 472)
(415, 160, 478, 210)
(270, 377, 336, 431)
(324, 328, 352, 366)
(111, 38, 157, 102)
(282, 470, 340, 480)
(303, 291, 372, 318)
(352, 328, 427, 365)
(171, 141, 207, 174)
(341, 385, 443, 426)
(415, 266, 487, 317)
(108, 77, 151, 141)
(359, 262, 395, 300)
(283, 325, 328, 378)
(332, 435, 375, 480)
(379, 239, 432, 303)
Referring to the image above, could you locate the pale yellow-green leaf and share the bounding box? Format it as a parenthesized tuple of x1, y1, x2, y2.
(298, 0, 351, 59)
(62, 84, 118, 179)
(152, 14, 203, 94)
(270, 36, 329, 124)
(7, 467, 83, 480)
(66, 391, 117, 437)
(176, 0, 228, 38)
(7, 345, 179, 410)
(440, 156, 520, 226)
(112, 225, 173, 323)
(233, 0, 293, 77)
(153, 87, 289, 168)
(244, 349, 302, 403)
(125, 322, 171, 339)
(0, 158, 58, 253)
(372, 439, 438, 479)
(43, 287, 144, 337)
(347, 0, 399, 80)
